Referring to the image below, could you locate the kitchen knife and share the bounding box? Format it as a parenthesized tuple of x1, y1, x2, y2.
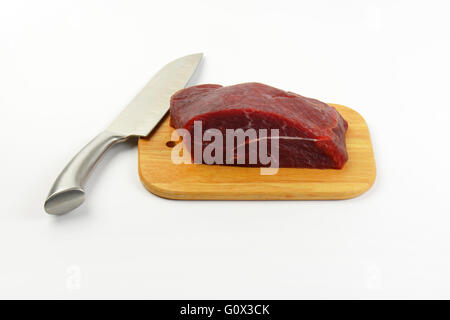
(44, 53, 203, 215)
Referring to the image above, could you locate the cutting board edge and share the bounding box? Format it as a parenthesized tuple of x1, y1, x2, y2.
(138, 178, 376, 200)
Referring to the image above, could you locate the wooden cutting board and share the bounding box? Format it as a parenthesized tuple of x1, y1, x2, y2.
(138, 104, 376, 200)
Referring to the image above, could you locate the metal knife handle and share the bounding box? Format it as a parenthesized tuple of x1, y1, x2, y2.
(44, 131, 127, 215)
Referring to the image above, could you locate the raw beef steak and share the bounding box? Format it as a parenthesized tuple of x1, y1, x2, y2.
(170, 82, 348, 169)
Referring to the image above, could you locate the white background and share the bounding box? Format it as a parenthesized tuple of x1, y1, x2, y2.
(1, 0, 450, 299)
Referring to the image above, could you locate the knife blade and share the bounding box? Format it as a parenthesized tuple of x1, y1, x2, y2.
(44, 53, 203, 215)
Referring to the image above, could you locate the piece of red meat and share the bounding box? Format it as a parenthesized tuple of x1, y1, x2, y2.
(170, 82, 348, 169)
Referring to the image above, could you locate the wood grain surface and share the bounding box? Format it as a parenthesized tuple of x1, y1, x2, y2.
(138, 104, 376, 200)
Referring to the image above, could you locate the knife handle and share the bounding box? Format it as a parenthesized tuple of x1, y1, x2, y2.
(44, 131, 127, 215)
